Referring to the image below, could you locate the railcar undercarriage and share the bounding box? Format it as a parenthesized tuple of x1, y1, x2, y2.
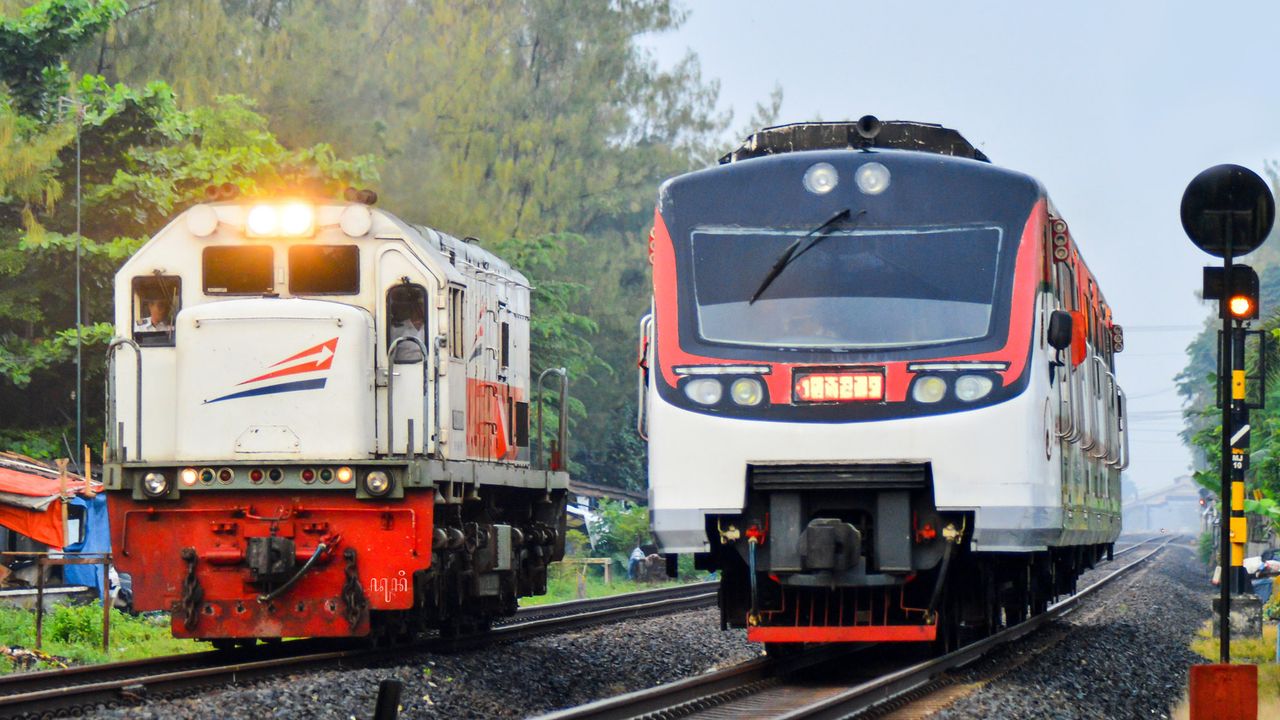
(694, 464, 1112, 651)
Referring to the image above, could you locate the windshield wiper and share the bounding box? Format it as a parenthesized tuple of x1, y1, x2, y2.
(748, 208, 865, 304)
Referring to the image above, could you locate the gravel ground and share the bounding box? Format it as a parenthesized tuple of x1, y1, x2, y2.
(84, 607, 757, 719)
(932, 540, 1209, 720)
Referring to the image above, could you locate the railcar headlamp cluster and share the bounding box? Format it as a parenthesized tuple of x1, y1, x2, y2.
(730, 378, 765, 406)
(684, 378, 723, 405)
(683, 376, 769, 407)
(855, 162, 891, 195)
(363, 470, 393, 497)
(911, 375, 948, 404)
(803, 162, 839, 195)
(141, 472, 170, 498)
(245, 202, 316, 237)
(954, 374, 995, 402)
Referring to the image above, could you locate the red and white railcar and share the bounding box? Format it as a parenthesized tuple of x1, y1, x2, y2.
(639, 120, 1128, 649)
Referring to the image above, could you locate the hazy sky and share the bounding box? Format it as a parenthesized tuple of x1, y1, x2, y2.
(644, 1, 1280, 494)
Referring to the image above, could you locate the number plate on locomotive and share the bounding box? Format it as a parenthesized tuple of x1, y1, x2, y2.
(793, 370, 884, 403)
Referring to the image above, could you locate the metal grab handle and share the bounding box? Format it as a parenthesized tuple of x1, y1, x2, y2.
(1088, 357, 1112, 460)
(536, 367, 569, 471)
(636, 314, 653, 441)
(1116, 386, 1130, 470)
(1079, 354, 1099, 452)
(386, 335, 431, 458)
(1055, 349, 1077, 441)
(106, 338, 142, 462)
(1100, 363, 1121, 465)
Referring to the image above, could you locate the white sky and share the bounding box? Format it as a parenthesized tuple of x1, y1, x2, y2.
(643, 0, 1280, 493)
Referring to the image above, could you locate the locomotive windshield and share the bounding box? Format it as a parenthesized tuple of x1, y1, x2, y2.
(692, 225, 1002, 349)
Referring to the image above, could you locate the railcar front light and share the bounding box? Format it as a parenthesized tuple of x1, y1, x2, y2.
(141, 472, 170, 498)
(340, 204, 373, 237)
(336, 466, 354, 484)
(803, 162, 839, 195)
(684, 378, 723, 405)
(363, 470, 393, 497)
(320, 468, 335, 483)
(218, 468, 235, 484)
(301, 468, 317, 484)
(955, 375, 994, 402)
(249, 468, 264, 484)
(246, 204, 278, 236)
(268, 468, 284, 484)
(730, 378, 764, 406)
(186, 204, 219, 237)
(855, 162, 891, 195)
(180, 468, 199, 487)
(279, 202, 315, 236)
(911, 375, 947, 404)
(199, 468, 216, 485)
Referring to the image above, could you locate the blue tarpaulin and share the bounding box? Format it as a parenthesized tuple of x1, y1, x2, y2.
(62, 494, 111, 598)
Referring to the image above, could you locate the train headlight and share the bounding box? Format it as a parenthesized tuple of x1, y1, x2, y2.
(280, 202, 314, 235)
(340, 204, 373, 237)
(954, 375, 994, 402)
(180, 468, 199, 487)
(336, 466, 354, 484)
(186, 204, 219, 237)
(363, 470, 393, 497)
(141, 472, 170, 498)
(911, 375, 947, 403)
(246, 204, 279, 236)
(684, 378, 723, 405)
(730, 378, 764, 406)
(802, 162, 839, 195)
(855, 162, 891, 195)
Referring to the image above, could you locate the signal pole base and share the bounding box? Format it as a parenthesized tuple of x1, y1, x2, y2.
(1189, 664, 1257, 720)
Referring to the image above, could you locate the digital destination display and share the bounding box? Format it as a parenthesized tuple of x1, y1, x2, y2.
(793, 371, 884, 403)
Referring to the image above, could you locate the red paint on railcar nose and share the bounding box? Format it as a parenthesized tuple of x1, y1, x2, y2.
(108, 490, 434, 638)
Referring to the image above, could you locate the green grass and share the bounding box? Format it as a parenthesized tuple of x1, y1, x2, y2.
(1190, 620, 1280, 701)
(517, 560, 698, 606)
(0, 602, 204, 673)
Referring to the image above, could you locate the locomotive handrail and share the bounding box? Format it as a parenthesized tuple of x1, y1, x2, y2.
(1116, 386, 1130, 470)
(1066, 352, 1086, 444)
(386, 335, 432, 458)
(536, 367, 569, 472)
(1100, 361, 1121, 465)
(1055, 345, 1078, 441)
(105, 338, 142, 463)
(636, 314, 653, 441)
(1079, 353, 1099, 453)
(1088, 357, 1113, 461)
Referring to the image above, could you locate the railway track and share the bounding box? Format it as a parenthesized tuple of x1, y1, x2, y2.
(0, 581, 717, 719)
(536, 534, 1177, 720)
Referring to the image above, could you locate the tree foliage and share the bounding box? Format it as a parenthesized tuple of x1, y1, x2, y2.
(0, 0, 376, 457)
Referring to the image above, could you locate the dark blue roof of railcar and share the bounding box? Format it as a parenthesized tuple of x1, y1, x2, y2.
(720, 120, 989, 164)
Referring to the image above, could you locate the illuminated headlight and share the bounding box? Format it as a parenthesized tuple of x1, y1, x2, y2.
(180, 468, 199, 487)
(855, 162, 891, 195)
(684, 378, 723, 405)
(955, 375, 994, 402)
(911, 375, 947, 404)
(279, 202, 315, 236)
(246, 204, 278, 236)
(802, 162, 839, 195)
(730, 378, 764, 406)
(141, 472, 170, 498)
(363, 470, 393, 497)
(336, 466, 354, 484)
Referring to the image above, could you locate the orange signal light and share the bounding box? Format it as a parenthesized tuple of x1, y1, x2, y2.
(1228, 295, 1253, 318)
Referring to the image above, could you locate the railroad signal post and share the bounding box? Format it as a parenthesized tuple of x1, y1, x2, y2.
(1181, 163, 1273, 720)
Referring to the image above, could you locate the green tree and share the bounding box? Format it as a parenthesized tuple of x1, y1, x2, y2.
(0, 0, 377, 458)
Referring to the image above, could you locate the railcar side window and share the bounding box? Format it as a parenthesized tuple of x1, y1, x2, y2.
(203, 246, 273, 294)
(448, 287, 465, 359)
(387, 285, 428, 364)
(500, 321, 510, 368)
(289, 245, 359, 294)
(132, 275, 181, 346)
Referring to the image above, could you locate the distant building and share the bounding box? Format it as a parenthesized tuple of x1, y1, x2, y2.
(1122, 475, 1201, 534)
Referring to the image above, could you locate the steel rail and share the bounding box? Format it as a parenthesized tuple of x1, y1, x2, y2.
(0, 582, 717, 719)
(536, 535, 1179, 720)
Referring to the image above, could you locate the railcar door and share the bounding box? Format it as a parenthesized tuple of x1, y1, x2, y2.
(377, 246, 440, 457)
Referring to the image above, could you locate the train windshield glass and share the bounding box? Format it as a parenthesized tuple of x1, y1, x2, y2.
(691, 225, 1002, 349)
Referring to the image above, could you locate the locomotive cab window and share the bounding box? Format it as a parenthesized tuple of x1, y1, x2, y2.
(203, 246, 273, 294)
(132, 275, 181, 346)
(289, 245, 359, 294)
(387, 285, 428, 364)
(448, 286, 465, 359)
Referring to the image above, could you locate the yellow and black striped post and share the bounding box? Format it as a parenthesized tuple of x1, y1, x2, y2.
(1228, 335, 1248, 591)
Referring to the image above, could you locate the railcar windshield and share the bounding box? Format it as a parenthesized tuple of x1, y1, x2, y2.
(691, 225, 1003, 349)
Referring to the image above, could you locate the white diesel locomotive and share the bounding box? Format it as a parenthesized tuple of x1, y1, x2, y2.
(640, 119, 1128, 650)
(103, 188, 568, 641)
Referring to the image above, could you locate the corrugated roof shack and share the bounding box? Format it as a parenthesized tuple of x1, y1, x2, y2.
(0, 453, 111, 600)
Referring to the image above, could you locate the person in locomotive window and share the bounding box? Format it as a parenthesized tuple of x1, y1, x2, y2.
(134, 297, 174, 333)
(390, 299, 426, 363)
